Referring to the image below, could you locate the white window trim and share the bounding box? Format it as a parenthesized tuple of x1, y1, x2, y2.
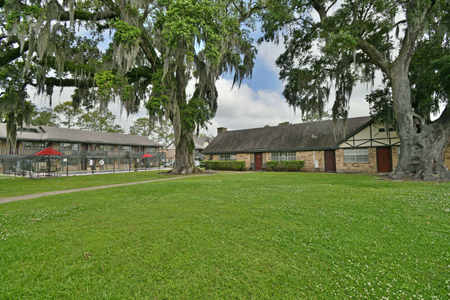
(218, 154, 237, 161)
(271, 151, 297, 161)
(344, 148, 370, 163)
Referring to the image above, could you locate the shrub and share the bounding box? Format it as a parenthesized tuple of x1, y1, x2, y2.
(200, 161, 245, 171)
(266, 161, 305, 172)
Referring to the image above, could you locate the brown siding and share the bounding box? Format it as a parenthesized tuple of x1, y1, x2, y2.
(335, 148, 378, 174)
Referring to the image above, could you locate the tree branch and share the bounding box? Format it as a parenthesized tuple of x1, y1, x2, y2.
(356, 38, 390, 76)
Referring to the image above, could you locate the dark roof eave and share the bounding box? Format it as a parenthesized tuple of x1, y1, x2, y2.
(43, 138, 161, 147)
(203, 147, 334, 155)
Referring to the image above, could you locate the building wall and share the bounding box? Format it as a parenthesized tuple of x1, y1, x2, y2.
(392, 147, 400, 169)
(237, 153, 251, 169)
(335, 148, 378, 174)
(296, 150, 325, 172)
(444, 147, 450, 170)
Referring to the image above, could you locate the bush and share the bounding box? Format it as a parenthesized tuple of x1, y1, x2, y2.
(266, 161, 305, 172)
(200, 161, 245, 171)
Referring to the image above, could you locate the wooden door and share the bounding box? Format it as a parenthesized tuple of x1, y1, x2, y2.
(325, 150, 336, 172)
(255, 153, 262, 171)
(377, 147, 392, 172)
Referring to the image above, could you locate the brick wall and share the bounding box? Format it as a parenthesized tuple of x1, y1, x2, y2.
(237, 153, 251, 169)
(445, 146, 450, 170)
(296, 151, 325, 172)
(392, 147, 399, 170)
(335, 148, 378, 174)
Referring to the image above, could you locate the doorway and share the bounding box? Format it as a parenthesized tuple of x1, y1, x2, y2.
(377, 147, 392, 172)
(254, 153, 262, 171)
(325, 150, 336, 172)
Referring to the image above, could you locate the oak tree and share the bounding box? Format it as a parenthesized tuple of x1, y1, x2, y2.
(260, 0, 450, 181)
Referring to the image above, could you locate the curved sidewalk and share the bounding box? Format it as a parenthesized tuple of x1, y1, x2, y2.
(0, 174, 212, 204)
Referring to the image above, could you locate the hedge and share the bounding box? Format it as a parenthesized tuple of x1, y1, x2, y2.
(200, 161, 245, 171)
(266, 160, 305, 172)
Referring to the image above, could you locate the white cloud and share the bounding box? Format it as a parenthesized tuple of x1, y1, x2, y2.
(256, 41, 285, 73)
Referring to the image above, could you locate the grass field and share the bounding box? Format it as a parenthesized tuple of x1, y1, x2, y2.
(0, 171, 177, 198)
(1, 172, 449, 299)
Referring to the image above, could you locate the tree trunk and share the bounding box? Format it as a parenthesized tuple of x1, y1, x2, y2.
(388, 65, 450, 181)
(171, 125, 196, 175)
(170, 56, 200, 175)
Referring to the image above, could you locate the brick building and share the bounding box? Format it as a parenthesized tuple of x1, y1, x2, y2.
(203, 117, 450, 173)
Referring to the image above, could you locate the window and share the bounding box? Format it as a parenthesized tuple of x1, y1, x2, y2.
(24, 141, 43, 150)
(344, 148, 369, 163)
(99, 144, 113, 151)
(218, 154, 236, 161)
(60, 142, 79, 150)
(271, 152, 296, 161)
(122, 146, 131, 152)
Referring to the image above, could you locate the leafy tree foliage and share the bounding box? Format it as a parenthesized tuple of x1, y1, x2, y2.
(2, 0, 261, 174)
(148, 118, 175, 147)
(31, 107, 59, 127)
(260, 0, 450, 181)
(53, 101, 83, 128)
(77, 108, 124, 133)
(129, 118, 151, 137)
(278, 121, 292, 126)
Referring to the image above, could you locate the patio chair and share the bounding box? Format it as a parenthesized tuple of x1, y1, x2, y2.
(50, 165, 57, 176)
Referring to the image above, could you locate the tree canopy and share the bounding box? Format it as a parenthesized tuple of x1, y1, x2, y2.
(53, 101, 83, 128)
(260, 0, 450, 181)
(2, 0, 261, 174)
(129, 117, 151, 137)
(77, 108, 124, 133)
(31, 107, 59, 127)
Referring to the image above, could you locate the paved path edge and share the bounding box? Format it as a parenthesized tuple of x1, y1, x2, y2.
(0, 173, 216, 204)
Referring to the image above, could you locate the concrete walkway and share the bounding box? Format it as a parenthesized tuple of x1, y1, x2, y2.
(0, 174, 213, 204)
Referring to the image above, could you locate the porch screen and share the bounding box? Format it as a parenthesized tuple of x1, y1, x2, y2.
(344, 148, 369, 163)
(271, 152, 296, 161)
(218, 154, 236, 161)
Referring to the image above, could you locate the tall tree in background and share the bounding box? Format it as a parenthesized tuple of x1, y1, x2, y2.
(31, 107, 59, 127)
(260, 0, 450, 181)
(3, 0, 260, 174)
(77, 108, 124, 133)
(149, 118, 175, 147)
(54, 101, 83, 128)
(129, 118, 151, 137)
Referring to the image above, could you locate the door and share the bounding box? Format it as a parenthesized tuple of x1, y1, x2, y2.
(325, 150, 336, 172)
(377, 147, 392, 172)
(81, 144, 88, 170)
(254, 153, 262, 171)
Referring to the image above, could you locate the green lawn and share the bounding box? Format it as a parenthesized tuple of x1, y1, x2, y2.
(1, 173, 449, 299)
(0, 171, 177, 198)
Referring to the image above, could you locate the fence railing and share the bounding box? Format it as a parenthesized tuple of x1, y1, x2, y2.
(0, 148, 164, 158)
(1, 151, 167, 175)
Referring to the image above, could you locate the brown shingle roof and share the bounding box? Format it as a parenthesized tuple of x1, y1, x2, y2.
(0, 123, 161, 147)
(203, 117, 372, 154)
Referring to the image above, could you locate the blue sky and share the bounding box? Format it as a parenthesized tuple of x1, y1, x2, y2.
(32, 38, 372, 137)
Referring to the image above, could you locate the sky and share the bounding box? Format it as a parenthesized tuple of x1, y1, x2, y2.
(32, 37, 375, 137)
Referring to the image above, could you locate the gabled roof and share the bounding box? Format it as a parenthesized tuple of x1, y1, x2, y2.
(193, 136, 211, 150)
(0, 123, 162, 147)
(203, 116, 372, 154)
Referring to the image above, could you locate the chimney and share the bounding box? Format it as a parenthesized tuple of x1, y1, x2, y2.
(217, 127, 227, 134)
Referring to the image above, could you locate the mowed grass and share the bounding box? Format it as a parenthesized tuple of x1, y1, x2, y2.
(0, 171, 177, 198)
(1, 172, 449, 299)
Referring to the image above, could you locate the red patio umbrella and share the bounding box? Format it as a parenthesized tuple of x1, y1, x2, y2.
(141, 153, 154, 158)
(34, 147, 64, 156)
